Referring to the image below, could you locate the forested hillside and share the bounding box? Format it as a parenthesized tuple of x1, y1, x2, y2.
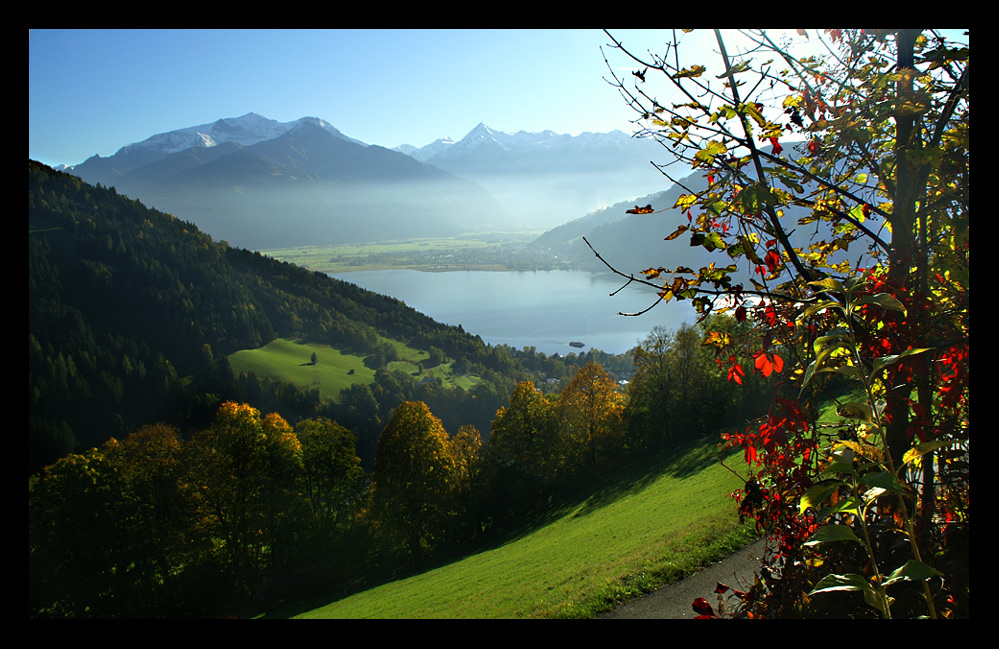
(29, 159, 780, 618)
(28, 160, 532, 473)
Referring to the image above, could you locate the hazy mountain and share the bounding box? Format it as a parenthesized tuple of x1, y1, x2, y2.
(69, 113, 514, 249)
(529, 146, 857, 284)
(397, 123, 674, 230)
(527, 181, 705, 276)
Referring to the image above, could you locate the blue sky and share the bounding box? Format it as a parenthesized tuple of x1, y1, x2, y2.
(29, 29, 968, 169)
(29, 29, 662, 167)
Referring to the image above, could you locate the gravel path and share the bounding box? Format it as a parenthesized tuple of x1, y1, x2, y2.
(600, 539, 767, 619)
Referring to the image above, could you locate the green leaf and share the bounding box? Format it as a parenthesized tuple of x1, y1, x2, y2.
(818, 496, 862, 519)
(674, 193, 699, 212)
(702, 231, 725, 251)
(736, 183, 777, 213)
(799, 299, 843, 320)
(809, 573, 893, 616)
(830, 365, 864, 381)
(804, 523, 862, 546)
(884, 560, 943, 587)
(717, 61, 751, 78)
(854, 293, 908, 315)
(809, 278, 845, 294)
(741, 102, 767, 127)
(813, 332, 850, 356)
(799, 481, 845, 516)
(869, 347, 932, 380)
(862, 471, 908, 495)
(837, 402, 874, 423)
(809, 572, 874, 594)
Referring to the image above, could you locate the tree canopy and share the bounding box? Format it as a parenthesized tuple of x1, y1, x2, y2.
(600, 28, 969, 619)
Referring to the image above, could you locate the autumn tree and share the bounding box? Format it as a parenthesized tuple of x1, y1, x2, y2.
(557, 363, 626, 469)
(445, 423, 486, 543)
(370, 401, 459, 556)
(29, 424, 195, 617)
(601, 29, 968, 618)
(185, 402, 303, 593)
(489, 381, 563, 494)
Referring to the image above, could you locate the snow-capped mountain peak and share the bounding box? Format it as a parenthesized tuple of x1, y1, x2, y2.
(114, 112, 365, 160)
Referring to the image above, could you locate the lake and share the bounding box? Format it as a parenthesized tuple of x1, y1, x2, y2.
(330, 269, 698, 357)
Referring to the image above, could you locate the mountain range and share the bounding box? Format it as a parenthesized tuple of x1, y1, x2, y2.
(397, 123, 671, 230)
(68, 113, 513, 250)
(67, 113, 676, 249)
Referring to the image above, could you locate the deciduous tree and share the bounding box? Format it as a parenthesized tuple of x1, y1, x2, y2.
(185, 402, 303, 592)
(557, 363, 626, 468)
(489, 381, 563, 491)
(296, 417, 367, 533)
(371, 401, 458, 555)
(601, 28, 968, 618)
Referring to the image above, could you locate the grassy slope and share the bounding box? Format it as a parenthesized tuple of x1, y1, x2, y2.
(228, 339, 375, 402)
(227, 338, 479, 402)
(290, 438, 757, 619)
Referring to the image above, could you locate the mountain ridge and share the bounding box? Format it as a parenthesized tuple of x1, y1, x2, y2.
(396, 122, 673, 230)
(68, 113, 514, 249)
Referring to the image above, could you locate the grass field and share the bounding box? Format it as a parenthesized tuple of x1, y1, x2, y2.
(284, 438, 756, 619)
(227, 338, 479, 402)
(259, 232, 542, 274)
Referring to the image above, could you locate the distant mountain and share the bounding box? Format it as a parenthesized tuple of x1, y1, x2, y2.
(529, 148, 846, 282)
(397, 123, 674, 230)
(527, 181, 705, 275)
(69, 113, 513, 249)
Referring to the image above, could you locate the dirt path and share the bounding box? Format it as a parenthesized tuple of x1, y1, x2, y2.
(600, 539, 767, 619)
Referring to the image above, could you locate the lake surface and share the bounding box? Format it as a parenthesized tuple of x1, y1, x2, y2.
(330, 269, 698, 356)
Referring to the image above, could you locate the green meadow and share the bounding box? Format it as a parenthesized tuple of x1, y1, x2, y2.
(260, 233, 542, 274)
(285, 438, 757, 619)
(227, 338, 479, 402)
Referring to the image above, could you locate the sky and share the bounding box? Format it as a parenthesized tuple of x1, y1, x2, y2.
(28, 29, 968, 169)
(28, 29, 655, 168)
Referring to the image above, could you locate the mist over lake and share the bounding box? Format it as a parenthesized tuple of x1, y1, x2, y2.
(330, 269, 698, 357)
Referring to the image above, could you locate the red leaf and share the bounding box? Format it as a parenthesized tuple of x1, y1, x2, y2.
(753, 352, 784, 377)
(692, 597, 716, 617)
(764, 250, 781, 273)
(727, 359, 745, 385)
(769, 136, 783, 155)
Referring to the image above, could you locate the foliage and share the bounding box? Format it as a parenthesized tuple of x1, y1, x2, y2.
(625, 316, 773, 451)
(557, 362, 626, 468)
(297, 417, 367, 530)
(488, 381, 563, 493)
(29, 402, 370, 617)
(601, 28, 969, 618)
(370, 401, 461, 556)
(28, 160, 552, 474)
